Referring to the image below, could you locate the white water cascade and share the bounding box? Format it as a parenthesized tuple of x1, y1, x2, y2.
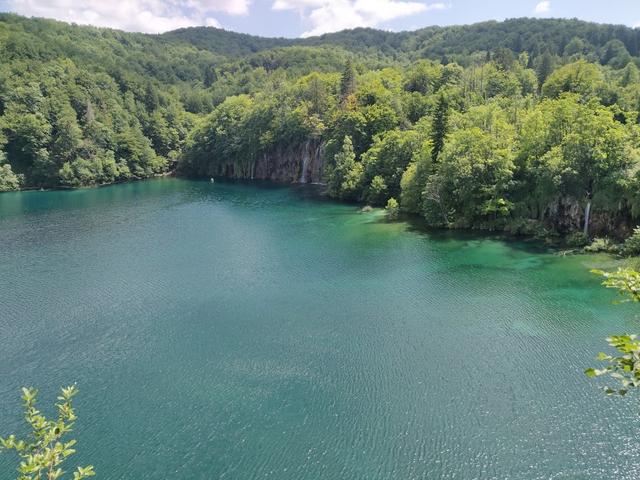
(299, 139, 311, 183)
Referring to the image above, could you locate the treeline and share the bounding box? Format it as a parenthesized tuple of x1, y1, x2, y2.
(183, 53, 640, 238)
(167, 18, 640, 66)
(1, 14, 640, 240)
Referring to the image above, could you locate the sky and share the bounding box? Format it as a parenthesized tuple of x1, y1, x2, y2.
(0, 0, 638, 38)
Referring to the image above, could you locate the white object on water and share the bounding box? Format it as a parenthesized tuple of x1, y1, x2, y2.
(210, 178, 215, 183)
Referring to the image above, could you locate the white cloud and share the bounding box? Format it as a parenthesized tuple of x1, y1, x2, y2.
(533, 1, 550, 14)
(5, 0, 251, 33)
(274, 0, 448, 37)
(634, 21, 640, 28)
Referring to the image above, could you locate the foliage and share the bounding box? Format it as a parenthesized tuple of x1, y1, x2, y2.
(566, 232, 589, 248)
(327, 136, 361, 200)
(621, 227, 640, 257)
(2, 14, 640, 239)
(584, 237, 618, 253)
(585, 335, 640, 396)
(0, 386, 94, 480)
(541, 61, 603, 98)
(586, 269, 640, 395)
(430, 93, 449, 161)
(0, 158, 22, 191)
(385, 197, 399, 220)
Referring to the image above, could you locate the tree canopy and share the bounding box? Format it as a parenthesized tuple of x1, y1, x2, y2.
(1, 14, 640, 239)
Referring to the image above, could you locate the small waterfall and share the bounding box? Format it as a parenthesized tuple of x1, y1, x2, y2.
(313, 143, 322, 183)
(299, 139, 311, 183)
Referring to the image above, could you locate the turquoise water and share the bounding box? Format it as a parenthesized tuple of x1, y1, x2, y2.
(1, 178, 639, 479)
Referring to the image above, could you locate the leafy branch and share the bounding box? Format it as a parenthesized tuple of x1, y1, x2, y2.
(0, 386, 95, 480)
(586, 269, 640, 395)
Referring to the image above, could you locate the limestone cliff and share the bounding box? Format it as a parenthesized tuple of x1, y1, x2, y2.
(204, 140, 325, 184)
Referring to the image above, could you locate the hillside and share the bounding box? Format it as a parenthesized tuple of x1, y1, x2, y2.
(165, 17, 640, 64)
(0, 13, 639, 240)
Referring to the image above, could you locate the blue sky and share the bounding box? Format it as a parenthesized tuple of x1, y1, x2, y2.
(1, 0, 638, 37)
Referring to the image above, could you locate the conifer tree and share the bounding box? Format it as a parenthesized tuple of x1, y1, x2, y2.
(430, 93, 449, 162)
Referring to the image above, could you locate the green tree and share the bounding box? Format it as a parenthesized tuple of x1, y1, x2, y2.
(400, 139, 433, 214)
(429, 92, 449, 162)
(535, 51, 554, 90)
(619, 62, 640, 87)
(518, 96, 631, 236)
(340, 59, 356, 102)
(0, 161, 22, 191)
(621, 227, 640, 257)
(0, 385, 95, 480)
(361, 129, 419, 203)
(435, 127, 515, 226)
(385, 197, 399, 220)
(541, 61, 602, 99)
(367, 175, 388, 205)
(327, 136, 361, 200)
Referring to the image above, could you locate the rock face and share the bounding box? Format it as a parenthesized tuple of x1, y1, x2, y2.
(253, 140, 325, 184)
(206, 139, 326, 184)
(542, 197, 632, 237)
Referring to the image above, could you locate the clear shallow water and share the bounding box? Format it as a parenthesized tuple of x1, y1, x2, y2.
(0, 178, 639, 480)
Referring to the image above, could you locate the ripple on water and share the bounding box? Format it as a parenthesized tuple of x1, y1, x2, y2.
(0, 179, 638, 480)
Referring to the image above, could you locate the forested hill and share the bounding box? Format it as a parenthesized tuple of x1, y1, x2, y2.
(1, 13, 640, 241)
(165, 18, 640, 62)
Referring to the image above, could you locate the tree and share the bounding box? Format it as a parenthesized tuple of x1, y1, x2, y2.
(619, 62, 639, 87)
(435, 127, 515, 226)
(0, 162, 21, 191)
(602, 40, 632, 69)
(367, 175, 388, 205)
(360, 129, 419, 203)
(0, 385, 95, 480)
(400, 140, 433, 214)
(621, 227, 640, 257)
(403, 60, 443, 95)
(340, 59, 356, 102)
(430, 92, 449, 162)
(518, 96, 631, 236)
(563, 37, 588, 58)
(0, 149, 22, 191)
(385, 197, 399, 220)
(541, 61, 602, 99)
(556, 101, 629, 236)
(535, 51, 554, 90)
(327, 136, 361, 200)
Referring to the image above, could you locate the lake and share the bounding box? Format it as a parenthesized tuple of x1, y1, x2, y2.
(1, 178, 639, 479)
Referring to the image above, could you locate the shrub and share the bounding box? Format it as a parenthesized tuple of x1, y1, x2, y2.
(584, 237, 619, 254)
(566, 231, 589, 248)
(505, 219, 552, 240)
(385, 197, 399, 220)
(621, 227, 640, 257)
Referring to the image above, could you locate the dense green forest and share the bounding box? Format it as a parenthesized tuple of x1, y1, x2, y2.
(1, 13, 639, 239)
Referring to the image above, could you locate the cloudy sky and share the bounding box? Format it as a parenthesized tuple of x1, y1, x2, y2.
(0, 0, 638, 37)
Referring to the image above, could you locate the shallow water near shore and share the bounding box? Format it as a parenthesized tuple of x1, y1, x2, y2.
(1, 178, 639, 479)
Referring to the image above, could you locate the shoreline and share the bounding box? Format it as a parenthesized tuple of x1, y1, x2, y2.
(2, 174, 632, 256)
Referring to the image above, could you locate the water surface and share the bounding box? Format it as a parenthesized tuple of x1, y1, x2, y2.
(1, 179, 638, 479)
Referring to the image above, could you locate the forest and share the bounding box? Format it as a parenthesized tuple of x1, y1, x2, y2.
(1, 13, 640, 241)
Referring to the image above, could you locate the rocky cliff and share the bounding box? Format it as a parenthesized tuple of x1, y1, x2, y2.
(254, 140, 325, 184)
(206, 140, 325, 184)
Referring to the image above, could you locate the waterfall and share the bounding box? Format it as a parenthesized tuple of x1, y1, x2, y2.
(313, 143, 322, 183)
(299, 139, 311, 183)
